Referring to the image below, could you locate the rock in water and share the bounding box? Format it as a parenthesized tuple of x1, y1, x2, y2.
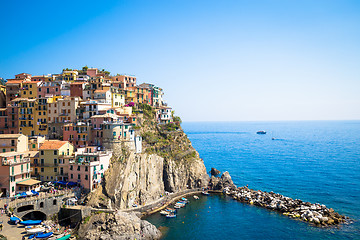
(209, 171, 236, 190)
(210, 167, 221, 176)
(78, 211, 161, 240)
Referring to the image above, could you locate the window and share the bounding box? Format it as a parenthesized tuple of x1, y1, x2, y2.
(11, 140, 15, 146)
(54, 159, 57, 165)
(71, 174, 73, 179)
(85, 175, 88, 180)
(41, 150, 44, 155)
(54, 168, 57, 172)
(41, 168, 44, 172)
(40, 202, 44, 208)
(78, 174, 80, 179)
(54, 150, 57, 155)
(77, 166, 80, 171)
(70, 165, 73, 170)
(85, 166, 88, 171)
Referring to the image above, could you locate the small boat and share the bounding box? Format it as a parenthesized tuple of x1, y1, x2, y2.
(26, 225, 46, 234)
(160, 210, 169, 215)
(36, 232, 54, 239)
(165, 208, 176, 213)
(10, 216, 21, 224)
(20, 220, 42, 226)
(181, 197, 188, 201)
(166, 214, 176, 218)
(193, 195, 199, 200)
(201, 191, 209, 195)
(174, 205, 182, 209)
(49, 233, 71, 240)
(256, 131, 266, 134)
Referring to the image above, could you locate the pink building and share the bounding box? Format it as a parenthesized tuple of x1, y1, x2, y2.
(67, 147, 112, 192)
(0, 152, 39, 197)
(63, 122, 89, 148)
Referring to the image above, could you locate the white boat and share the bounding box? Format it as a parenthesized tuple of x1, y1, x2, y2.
(166, 213, 176, 218)
(160, 210, 169, 215)
(174, 204, 182, 209)
(193, 195, 199, 200)
(201, 191, 209, 195)
(26, 225, 46, 234)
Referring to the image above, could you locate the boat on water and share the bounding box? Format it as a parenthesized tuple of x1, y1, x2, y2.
(201, 191, 209, 195)
(256, 131, 266, 134)
(174, 205, 182, 209)
(26, 225, 46, 234)
(160, 210, 169, 215)
(36, 232, 54, 239)
(193, 195, 199, 200)
(48, 233, 71, 240)
(165, 208, 176, 213)
(166, 213, 176, 218)
(20, 220, 42, 226)
(181, 197, 188, 201)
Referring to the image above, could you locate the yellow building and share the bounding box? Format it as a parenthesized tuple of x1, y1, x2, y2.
(110, 87, 125, 107)
(125, 87, 136, 104)
(60, 71, 78, 82)
(22, 81, 41, 99)
(18, 98, 48, 136)
(37, 140, 74, 181)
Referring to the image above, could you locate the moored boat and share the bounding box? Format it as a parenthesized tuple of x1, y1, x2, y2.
(193, 195, 199, 200)
(20, 220, 42, 226)
(165, 208, 176, 213)
(166, 213, 176, 218)
(10, 216, 21, 224)
(160, 210, 169, 215)
(36, 232, 53, 239)
(26, 225, 46, 234)
(201, 191, 209, 195)
(256, 131, 266, 134)
(49, 233, 71, 240)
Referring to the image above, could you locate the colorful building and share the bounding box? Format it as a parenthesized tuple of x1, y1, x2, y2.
(37, 140, 74, 181)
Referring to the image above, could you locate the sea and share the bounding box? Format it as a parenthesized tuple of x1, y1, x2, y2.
(145, 121, 360, 240)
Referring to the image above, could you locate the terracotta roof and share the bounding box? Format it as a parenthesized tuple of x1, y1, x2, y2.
(39, 140, 68, 150)
(94, 89, 109, 93)
(6, 80, 24, 84)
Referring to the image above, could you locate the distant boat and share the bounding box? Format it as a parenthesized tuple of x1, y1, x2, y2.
(193, 195, 199, 200)
(256, 131, 266, 134)
(201, 191, 209, 195)
(20, 220, 42, 226)
(166, 213, 176, 218)
(165, 208, 176, 213)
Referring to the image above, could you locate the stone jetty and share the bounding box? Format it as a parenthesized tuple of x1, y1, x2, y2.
(209, 171, 347, 227)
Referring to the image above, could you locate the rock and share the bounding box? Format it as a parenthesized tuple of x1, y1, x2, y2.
(78, 211, 161, 240)
(210, 168, 221, 176)
(327, 219, 335, 225)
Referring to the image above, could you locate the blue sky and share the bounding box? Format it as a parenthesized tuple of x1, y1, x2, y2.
(1, 0, 359, 121)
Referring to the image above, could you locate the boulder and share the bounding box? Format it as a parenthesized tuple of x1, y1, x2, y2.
(210, 168, 221, 176)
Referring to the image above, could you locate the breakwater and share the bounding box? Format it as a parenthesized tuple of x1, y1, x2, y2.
(209, 170, 347, 227)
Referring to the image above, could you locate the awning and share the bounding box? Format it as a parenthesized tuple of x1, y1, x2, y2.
(17, 179, 41, 186)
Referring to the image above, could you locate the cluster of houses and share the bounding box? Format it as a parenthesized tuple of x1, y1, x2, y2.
(0, 68, 173, 197)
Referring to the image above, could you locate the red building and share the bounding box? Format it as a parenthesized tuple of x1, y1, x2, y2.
(70, 82, 86, 98)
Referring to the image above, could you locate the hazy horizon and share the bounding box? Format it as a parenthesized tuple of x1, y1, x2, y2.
(1, 0, 359, 122)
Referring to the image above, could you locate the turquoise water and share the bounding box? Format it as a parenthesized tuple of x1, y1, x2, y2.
(146, 121, 360, 239)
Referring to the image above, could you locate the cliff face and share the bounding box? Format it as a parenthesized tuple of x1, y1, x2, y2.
(87, 105, 209, 210)
(78, 211, 161, 240)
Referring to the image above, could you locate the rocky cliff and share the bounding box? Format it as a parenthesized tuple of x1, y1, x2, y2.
(81, 105, 209, 239)
(87, 104, 209, 210)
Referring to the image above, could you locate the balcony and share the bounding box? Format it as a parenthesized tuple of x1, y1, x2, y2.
(2, 157, 30, 166)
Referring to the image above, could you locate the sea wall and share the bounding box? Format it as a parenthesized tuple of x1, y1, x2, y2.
(210, 171, 347, 227)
